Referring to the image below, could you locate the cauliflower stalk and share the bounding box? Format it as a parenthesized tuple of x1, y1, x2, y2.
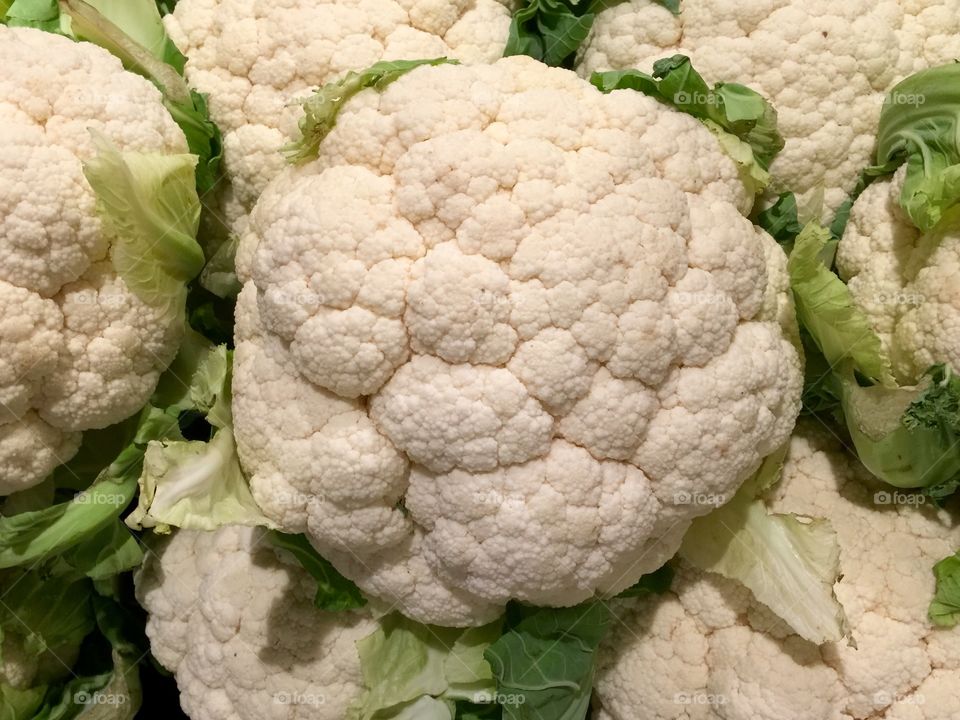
(225, 54, 802, 627)
(594, 424, 960, 720)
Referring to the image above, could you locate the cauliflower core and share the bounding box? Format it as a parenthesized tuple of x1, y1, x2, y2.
(232, 57, 803, 626)
(136, 526, 375, 720)
(579, 0, 960, 213)
(0, 26, 189, 493)
(595, 424, 960, 720)
(837, 168, 960, 385)
(164, 0, 515, 235)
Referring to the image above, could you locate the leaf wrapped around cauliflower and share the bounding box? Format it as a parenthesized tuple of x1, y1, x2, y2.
(577, 0, 960, 215)
(593, 423, 960, 720)
(231, 55, 803, 626)
(0, 24, 205, 495)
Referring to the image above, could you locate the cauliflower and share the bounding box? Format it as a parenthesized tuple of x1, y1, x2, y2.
(135, 525, 377, 720)
(594, 423, 960, 720)
(836, 167, 960, 385)
(164, 0, 515, 236)
(231, 56, 803, 626)
(578, 0, 960, 213)
(0, 25, 203, 494)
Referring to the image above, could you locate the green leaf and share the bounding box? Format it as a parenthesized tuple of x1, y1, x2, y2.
(285, 58, 457, 164)
(755, 192, 804, 249)
(929, 552, 960, 627)
(591, 56, 783, 194)
(2, 0, 62, 30)
(82, 135, 203, 322)
(268, 532, 367, 612)
(58, 521, 144, 580)
(0, 570, 95, 658)
(867, 62, 960, 231)
(653, 0, 679, 13)
(484, 602, 611, 720)
(0, 474, 138, 570)
(54, 0, 222, 192)
(0, 683, 47, 720)
(787, 222, 895, 385)
(840, 369, 960, 490)
(680, 447, 849, 645)
(349, 615, 500, 720)
(126, 341, 272, 533)
(616, 562, 674, 598)
(456, 701, 503, 720)
(504, 0, 596, 69)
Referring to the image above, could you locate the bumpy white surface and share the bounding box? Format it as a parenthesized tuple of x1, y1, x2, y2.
(579, 0, 960, 214)
(165, 0, 515, 235)
(136, 526, 376, 720)
(594, 424, 960, 720)
(232, 56, 803, 626)
(837, 167, 960, 384)
(0, 26, 189, 493)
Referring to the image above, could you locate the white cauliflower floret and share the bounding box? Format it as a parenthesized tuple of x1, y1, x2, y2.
(232, 56, 803, 626)
(579, 0, 960, 213)
(164, 0, 515, 235)
(595, 423, 960, 720)
(837, 168, 960, 384)
(0, 26, 191, 494)
(135, 526, 377, 720)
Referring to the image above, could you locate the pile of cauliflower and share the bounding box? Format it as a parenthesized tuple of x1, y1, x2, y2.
(4, 1, 960, 719)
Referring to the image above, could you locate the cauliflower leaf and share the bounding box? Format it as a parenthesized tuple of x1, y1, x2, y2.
(351, 615, 500, 720)
(680, 447, 850, 645)
(284, 58, 457, 164)
(83, 135, 204, 325)
(505, 0, 679, 68)
(929, 551, 960, 627)
(126, 339, 275, 533)
(268, 531, 367, 612)
(484, 602, 611, 720)
(591, 55, 783, 194)
(868, 62, 960, 232)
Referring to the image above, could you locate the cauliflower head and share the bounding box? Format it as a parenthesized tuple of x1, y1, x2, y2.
(579, 0, 960, 213)
(837, 167, 960, 385)
(0, 25, 198, 494)
(164, 0, 515, 235)
(135, 525, 377, 720)
(594, 423, 960, 720)
(232, 56, 803, 626)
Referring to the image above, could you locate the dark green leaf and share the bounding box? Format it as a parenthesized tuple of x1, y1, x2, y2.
(484, 602, 611, 720)
(616, 562, 674, 598)
(755, 192, 804, 248)
(269, 531, 367, 611)
(929, 552, 960, 627)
